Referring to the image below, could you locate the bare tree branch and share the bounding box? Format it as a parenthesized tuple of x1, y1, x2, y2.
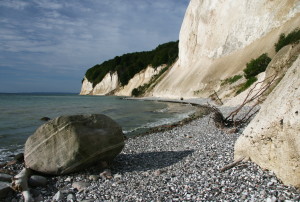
(211, 73, 278, 129)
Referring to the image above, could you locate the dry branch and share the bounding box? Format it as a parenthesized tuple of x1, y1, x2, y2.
(220, 157, 245, 172)
(211, 73, 278, 129)
(11, 167, 34, 202)
(0, 159, 17, 169)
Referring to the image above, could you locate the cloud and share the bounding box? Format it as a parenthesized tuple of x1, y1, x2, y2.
(0, 0, 190, 92)
(0, 0, 29, 10)
(33, 0, 63, 10)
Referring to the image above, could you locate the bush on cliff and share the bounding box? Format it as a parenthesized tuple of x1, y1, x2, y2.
(275, 28, 300, 52)
(131, 66, 169, 97)
(235, 53, 270, 95)
(236, 76, 258, 95)
(85, 41, 179, 87)
(243, 53, 271, 79)
(221, 75, 242, 86)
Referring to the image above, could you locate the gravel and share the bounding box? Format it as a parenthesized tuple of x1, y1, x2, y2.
(2, 106, 300, 201)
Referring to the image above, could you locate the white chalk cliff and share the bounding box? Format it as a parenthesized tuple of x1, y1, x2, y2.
(149, 0, 300, 98)
(80, 66, 163, 96)
(115, 66, 163, 96)
(235, 53, 300, 188)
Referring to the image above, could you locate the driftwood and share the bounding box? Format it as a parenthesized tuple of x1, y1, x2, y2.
(220, 157, 245, 172)
(211, 73, 277, 129)
(0, 168, 16, 176)
(0, 159, 20, 176)
(11, 168, 34, 202)
(0, 159, 18, 169)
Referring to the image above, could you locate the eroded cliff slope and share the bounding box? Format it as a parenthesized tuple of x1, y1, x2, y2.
(149, 0, 300, 98)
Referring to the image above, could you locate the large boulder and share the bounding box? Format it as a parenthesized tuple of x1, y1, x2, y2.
(234, 55, 300, 188)
(24, 114, 124, 175)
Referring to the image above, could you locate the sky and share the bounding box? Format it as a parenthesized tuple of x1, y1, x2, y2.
(0, 0, 190, 93)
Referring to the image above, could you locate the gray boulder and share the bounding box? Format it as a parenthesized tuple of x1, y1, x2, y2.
(24, 114, 124, 175)
(0, 182, 12, 199)
(0, 173, 12, 182)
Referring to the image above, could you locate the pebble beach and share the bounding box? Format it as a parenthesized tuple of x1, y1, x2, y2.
(2, 104, 300, 201)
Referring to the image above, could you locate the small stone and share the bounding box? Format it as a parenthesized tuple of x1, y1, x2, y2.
(114, 174, 122, 179)
(53, 191, 63, 201)
(65, 177, 72, 182)
(28, 175, 48, 187)
(72, 181, 90, 192)
(142, 171, 149, 177)
(34, 194, 43, 202)
(14, 153, 24, 162)
(0, 173, 12, 182)
(67, 193, 76, 201)
(0, 182, 12, 199)
(31, 189, 42, 197)
(100, 169, 112, 179)
(154, 170, 161, 176)
(40, 117, 51, 121)
(226, 127, 238, 134)
(89, 175, 99, 181)
(260, 190, 266, 197)
(266, 196, 277, 202)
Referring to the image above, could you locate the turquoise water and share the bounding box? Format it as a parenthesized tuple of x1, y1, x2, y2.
(0, 93, 196, 160)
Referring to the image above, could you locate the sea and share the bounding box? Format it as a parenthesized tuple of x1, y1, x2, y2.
(0, 93, 196, 162)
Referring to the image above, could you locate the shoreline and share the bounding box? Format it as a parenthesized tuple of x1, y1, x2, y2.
(1, 98, 300, 201)
(125, 97, 213, 138)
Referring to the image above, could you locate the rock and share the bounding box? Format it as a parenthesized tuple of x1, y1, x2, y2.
(0, 182, 12, 199)
(67, 193, 76, 201)
(226, 127, 238, 134)
(40, 117, 51, 121)
(0, 173, 12, 182)
(114, 174, 122, 180)
(53, 191, 63, 201)
(13, 153, 24, 162)
(34, 194, 43, 202)
(100, 169, 112, 179)
(234, 56, 300, 188)
(65, 177, 72, 182)
(154, 170, 161, 176)
(28, 175, 48, 187)
(88, 175, 99, 181)
(72, 181, 90, 192)
(264, 44, 300, 82)
(24, 114, 125, 175)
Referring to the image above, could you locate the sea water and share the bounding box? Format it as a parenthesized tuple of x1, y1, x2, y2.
(0, 93, 196, 161)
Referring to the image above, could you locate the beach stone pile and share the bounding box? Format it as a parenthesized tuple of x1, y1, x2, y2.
(24, 114, 125, 175)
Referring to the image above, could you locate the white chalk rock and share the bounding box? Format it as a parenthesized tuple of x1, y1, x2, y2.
(234, 56, 300, 188)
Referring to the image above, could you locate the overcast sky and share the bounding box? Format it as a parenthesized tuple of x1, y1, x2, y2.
(0, 0, 190, 93)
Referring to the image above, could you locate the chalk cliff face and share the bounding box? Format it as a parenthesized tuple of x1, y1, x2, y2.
(80, 77, 93, 95)
(80, 66, 163, 96)
(234, 54, 300, 188)
(80, 72, 118, 95)
(150, 0, 300, 98)
(115, 66, 163, 96)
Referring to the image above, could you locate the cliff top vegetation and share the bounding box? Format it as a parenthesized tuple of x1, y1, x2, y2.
(84, 41, 179, 87)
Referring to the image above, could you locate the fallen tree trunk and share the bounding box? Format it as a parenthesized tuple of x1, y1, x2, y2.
(11, 168, 33, 202)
